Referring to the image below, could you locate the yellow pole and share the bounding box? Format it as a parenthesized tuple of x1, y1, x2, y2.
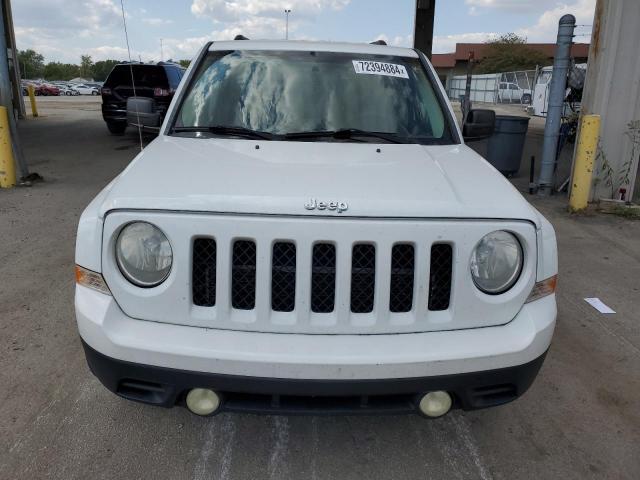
(27, 84, 38, 117)
(569, 114, 601, 212)
(0, 106, 17, 188)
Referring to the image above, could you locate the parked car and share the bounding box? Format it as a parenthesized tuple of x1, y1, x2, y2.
(497, 82, 532, 104)
(71, 84, 100, 95)
(76, 40, 558, 418)
(100, 61, 185, 134)
(56, 85, 78, 96)
(35, 84, 60, 96)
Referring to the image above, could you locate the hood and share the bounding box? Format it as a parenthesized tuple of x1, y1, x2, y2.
(100, 136, 539, 224)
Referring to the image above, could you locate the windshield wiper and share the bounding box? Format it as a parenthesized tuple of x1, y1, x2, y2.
(172, 125, 277, 140)
(284, 128, 409, 144)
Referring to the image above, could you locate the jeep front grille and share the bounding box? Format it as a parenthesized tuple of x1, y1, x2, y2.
(231, 240, 256, 310)
(192, 238, 216, 307)
(311, 243, 336, 313)
(389, 244, 415, 313)
(192, 239, 452, 315)
(351, 244, 376, 313)
(271, 242, 296, 312)
(428, 244, 453, 311)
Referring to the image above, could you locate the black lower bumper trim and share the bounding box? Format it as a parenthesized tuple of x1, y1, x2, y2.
(81, 340, 547, 415)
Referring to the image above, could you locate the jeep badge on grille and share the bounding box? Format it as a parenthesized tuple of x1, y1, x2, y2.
(304, 198, 348, 213)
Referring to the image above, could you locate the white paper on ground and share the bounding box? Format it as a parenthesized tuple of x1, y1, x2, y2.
(584, 298, 616, 314)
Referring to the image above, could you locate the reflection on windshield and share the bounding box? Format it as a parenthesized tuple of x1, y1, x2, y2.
(177, 50, 449, 143)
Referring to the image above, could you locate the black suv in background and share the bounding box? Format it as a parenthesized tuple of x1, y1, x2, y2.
(101, 62, 185, 134)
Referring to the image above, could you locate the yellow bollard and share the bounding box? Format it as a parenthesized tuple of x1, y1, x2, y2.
(27, 84, 38, 117)
(569, 114, 601, 212)
(0, 106, 17, 188)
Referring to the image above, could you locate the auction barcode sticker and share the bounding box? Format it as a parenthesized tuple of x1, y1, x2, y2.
(352, 60, 409, 79)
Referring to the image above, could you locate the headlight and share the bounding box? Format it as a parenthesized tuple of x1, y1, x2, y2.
(470, 230, 523, 294)
(116, 222, 172, 287)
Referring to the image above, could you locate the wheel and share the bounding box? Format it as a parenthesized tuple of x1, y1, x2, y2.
(91, 91, 99, 96)
(106, 121, 127, 135)
(522, 93, 532, 105)
(66, 91, 72, 96)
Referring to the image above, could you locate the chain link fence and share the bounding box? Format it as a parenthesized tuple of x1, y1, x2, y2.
(447, 69, 537, 106)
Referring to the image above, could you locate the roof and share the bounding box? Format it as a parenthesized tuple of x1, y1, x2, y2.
(209, 40, 419, 58)
(432, 42, 590, 68)
(431, 53, 456, 68)
(454, 42, 590, 61)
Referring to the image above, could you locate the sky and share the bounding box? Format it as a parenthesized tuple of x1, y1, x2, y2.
(12, 0, 597, 64)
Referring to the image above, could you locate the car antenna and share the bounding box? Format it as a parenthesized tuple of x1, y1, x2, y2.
(119, 0, 144, 152)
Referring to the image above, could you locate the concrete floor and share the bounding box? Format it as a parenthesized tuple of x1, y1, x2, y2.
(1, 96, 639, 479)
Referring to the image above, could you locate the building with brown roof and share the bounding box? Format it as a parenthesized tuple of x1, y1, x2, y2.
(431, 42, 590, 87)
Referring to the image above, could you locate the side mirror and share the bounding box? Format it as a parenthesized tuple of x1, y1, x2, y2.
(462, 109, 496, 142)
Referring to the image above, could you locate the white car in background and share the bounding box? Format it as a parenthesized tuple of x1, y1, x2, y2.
(56, 84, 79, 96)
(497, 82, 532, 104)
(75, 39, 558, 419)
(71, 84, 100, 95)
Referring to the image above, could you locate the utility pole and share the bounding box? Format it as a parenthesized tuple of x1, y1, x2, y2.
(0, 0, 29, 178)
(160, 38, 164, 61)
(537, 14, 576, 196)
(462, 51, 474, 120)
(414, 0, 436, 59)
(284, 9, 291, 40)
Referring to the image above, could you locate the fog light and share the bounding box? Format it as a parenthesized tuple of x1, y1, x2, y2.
(186, 388, 221, 416)
(418, 391, 452, 418)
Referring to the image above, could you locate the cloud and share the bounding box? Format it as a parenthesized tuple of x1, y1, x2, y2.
(517, 0, 596, 42)
(464, 0, 555, 13)
(14, 0, 126, 62)
(190, 0, 350, 21)
(142, 18, 174, 26)
(433, 32, 497, 53)
(189, 0, 350, 40)
(436, 0, 595, 52)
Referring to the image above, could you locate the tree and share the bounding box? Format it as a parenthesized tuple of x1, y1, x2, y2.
(43, 62, 80, 80)
(178, 59, 191, 68)
(92, 60, 121, 82)
(79, 54, 94, 79)
(476, 33, 550, 74)
(18, 49, 45, 79)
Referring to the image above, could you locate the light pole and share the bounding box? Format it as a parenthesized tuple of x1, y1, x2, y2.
(160, 38, 164, 61)
(284, 9, 291, 40)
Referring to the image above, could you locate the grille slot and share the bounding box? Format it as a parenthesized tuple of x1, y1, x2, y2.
(311, 243, 336, 313)
(192, 238, 216, 307)
(428, 244, 453, 311)
(232, 240, 257, 310)
(389, 244, 415, 313)
(271, 242, 296, 312)
(351, 244, 376, 313)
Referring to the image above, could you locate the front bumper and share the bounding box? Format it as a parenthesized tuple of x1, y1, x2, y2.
(82, 339, 547, 414)
(76, 285, 556, 413)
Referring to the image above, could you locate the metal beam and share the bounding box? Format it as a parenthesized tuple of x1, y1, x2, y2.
(0, 0, 28, 178)
(537, 14, 576, 196)
(414, 0, 436, 59)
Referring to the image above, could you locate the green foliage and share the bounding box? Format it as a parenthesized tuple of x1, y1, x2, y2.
(178, 59, 191, 68)
(476, 33, 550, 74)
(43, 62, 80, 81)
(92, 60, 121, 82)
(597, 120, 640, 199)
(79, 55, 94, 78)
(18, 49, 45, 79)
(21, 48, 123, 81)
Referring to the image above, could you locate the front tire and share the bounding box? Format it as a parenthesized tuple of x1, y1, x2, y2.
(91, 91, 99, 96)
(522, 93, 532, 105)
(106, 121, 127, 135)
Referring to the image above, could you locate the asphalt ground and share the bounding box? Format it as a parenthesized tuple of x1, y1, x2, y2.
(1, 96, 639, 479)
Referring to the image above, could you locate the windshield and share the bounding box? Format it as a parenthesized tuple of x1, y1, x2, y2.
(172, 50, 455, 144)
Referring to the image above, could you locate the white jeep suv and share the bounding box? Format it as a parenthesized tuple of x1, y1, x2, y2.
(75, 40, 557, 417)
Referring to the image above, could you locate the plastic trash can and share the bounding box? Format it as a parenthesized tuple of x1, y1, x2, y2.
(486, 115, 530, 176)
